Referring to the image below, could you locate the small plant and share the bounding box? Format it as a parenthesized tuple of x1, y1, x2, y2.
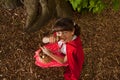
(67, 0, 120, 13)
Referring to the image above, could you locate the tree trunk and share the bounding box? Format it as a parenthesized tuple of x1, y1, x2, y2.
(1, 0, 74, 32)
(25, 0, 73, 33)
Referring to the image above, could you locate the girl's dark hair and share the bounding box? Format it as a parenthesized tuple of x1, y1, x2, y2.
(52, 18, 80, 36)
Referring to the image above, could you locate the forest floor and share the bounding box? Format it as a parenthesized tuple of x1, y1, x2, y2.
(0, 5, 120, 80)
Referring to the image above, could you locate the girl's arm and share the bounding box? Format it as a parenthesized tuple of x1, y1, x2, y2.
(40, 46, 67, 64)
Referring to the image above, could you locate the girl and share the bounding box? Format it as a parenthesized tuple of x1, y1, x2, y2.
(34, 18, 84, 80)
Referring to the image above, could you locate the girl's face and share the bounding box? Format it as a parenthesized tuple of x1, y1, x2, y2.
(56, 30, 74, 42)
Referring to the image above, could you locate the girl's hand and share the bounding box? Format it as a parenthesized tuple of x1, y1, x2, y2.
(49, 36, 56, 43)
(40, 46, 51, 56)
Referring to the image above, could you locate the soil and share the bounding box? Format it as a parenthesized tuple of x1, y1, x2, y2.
(0, 5, 120, 80)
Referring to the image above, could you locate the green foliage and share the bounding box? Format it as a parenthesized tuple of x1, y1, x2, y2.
(112, 0, 120, 11)
(89, 0, 104, 13)
(67, 0, 120, 13)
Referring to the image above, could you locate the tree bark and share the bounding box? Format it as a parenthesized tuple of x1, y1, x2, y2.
(25, 0, 56, 32)
(1, 0, 74, 32)
(25, 0, 73, 32)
